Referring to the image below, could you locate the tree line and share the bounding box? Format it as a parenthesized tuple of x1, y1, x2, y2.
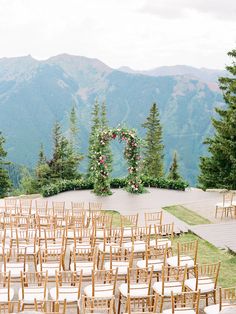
(2, 47, 234, 197)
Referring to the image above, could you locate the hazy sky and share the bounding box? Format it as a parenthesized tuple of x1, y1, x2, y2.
(0, 0, 235, 69)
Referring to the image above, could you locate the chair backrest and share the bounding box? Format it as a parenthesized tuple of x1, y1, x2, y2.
(145, 242, 168, 267)
(36, 200, 48, 216)
(125, 294, 163, 313)
(89, 202, 102, 211)
(91, 269, 118, 298)
(170, 290, 200, 313)
(55, 271, 82, 301)
(20, 271, 48, 300)
(34, 299, 66, 314)
(121, 214, 138, 228)
(177, 240, 198, 266)
(160, 265, 187, 296)
(4, 198, 17, 210)
(0, 301, 22, 314)
(145, 211, 163, 226)
(0, 272, 11, 301)
(194, 262, 221, 290)
(127, 267, 153, 297)
(219, 286, 236, 311)
(81, 295, 114, 313)
(223, 192, 233, 205)
(19, 198, 32, 215)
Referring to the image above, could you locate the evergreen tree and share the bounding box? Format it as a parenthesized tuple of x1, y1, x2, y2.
(199, 49, 236, 189)
(100, 101, 112, 173)
(35, 144, 51, 187)
(0, 132, 11, 197)
(142, 103, 164, 177)
(168, 151, 182, 180)
(87, 100, 101, 177)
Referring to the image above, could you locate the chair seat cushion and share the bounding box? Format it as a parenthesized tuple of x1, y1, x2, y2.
(0, 288, 14, 302)
(36, 263, 59, 277)
(104, 261, 129, 275)
(153, 281, 183, 296)
(163, 309, 195, 314)
(84, 284, 114, 298)
(50, 287, 79, 302)
(167, 256, 195, 268)
(149, 239, 172, 248)
(215, 202, 232, 208)
(123, 241, 146, 253)
(185, 277, 214, 293)
(2, 263, 29, 277)
(123, 228, 133, 238)
(19, 287, 48, 302)
(18, 244, 39, 254)
(136, 259, 163, 272)
(204, 304, 235, 314)
(119, 283, 149, 298)
(70, 262, 95, 276)
(98, 242, 119, 253)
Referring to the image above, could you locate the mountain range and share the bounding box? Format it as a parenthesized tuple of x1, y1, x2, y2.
(0, 54, 225, 186)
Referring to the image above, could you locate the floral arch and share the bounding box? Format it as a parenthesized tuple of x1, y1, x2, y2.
(93, 127, 143, 195)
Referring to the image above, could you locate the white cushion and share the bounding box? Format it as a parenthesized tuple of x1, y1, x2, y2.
(50, 286, 79, 302)
(136, 259, 163, 272)
(185, 277, 214, 293)
(149, 239, 172, 248)
(216, 202, 232, 208)
(167, 256, 195, 268)
(84, 284, 114, 298)
(153, 281, 182, 296)
(123, 241, 146, 253)
(104, 261, 129, 275)
(204, 304, 236, 314)
(70, 262, 95, 276)
(119, 283, 149, 298)
(36, 263, 59, 277)
(19, 287, 48, 303)
(95, 230, 104, 238)
(123, 228, 133, 238)
(98, 242, 119, 253)
(0, 288, 14, 302)
(69, 243, 91, 253)
(18, 244, 39, 254)
(163, 309, 195, 314)
(2, 263, 28, 277)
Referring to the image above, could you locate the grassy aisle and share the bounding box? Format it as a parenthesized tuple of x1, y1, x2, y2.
(163, 205, 211, 225)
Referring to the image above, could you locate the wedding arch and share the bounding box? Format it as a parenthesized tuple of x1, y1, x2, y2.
(93, 127, 143, 195)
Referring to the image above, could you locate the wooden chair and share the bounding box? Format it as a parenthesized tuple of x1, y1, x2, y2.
(71, 201, 85, 214)
(89, 202, 102, 211)
(204, 286, 236, 313)
(152, 265, 187, 312)
(136, 243, 168, 281)
(81, 295, 114, 313)
(104, 245, 134, 280)
(149, 223, 174, 253)
(83, 269, 117, 313)
(121, 214, 139, 229)
(215, 192, 234, 219)
(125, 294, 163, 314)
(19, 271, 48, 307)
(52, 201, 66, 218)
(50, 271, 82, 311)
(36, 200, 49, 216)
(37, 245, 64, 278)
(0, 301, 22, 313)
(34, 299, 66, 314)
(4, 198, 17, 215)
(19, 198, 32, 216)
(118, 267, 154, 314)
(2, 247, 28, 281)
(0, 272, 14, 303)
(70, 246, 97, 280)
(167, 240, 198, 272)
(185, 262, 221, 306)
(145, 211, 163, 228)
(162, 290, 200, 313)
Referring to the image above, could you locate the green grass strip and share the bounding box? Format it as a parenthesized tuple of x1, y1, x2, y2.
(163, 205, 211, 225)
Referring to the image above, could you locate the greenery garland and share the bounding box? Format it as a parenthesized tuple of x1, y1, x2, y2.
(92, 127, 144, 195)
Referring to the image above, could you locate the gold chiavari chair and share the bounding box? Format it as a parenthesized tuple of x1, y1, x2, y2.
(145, 211, 163, 228)
(80, 295, 114, 314)
(204, 286, 236, 313)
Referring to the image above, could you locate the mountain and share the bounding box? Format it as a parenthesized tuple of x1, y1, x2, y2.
(0, 54, 224, 185)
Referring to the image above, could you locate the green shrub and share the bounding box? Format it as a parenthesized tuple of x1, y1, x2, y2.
(41, 175, 188, 197)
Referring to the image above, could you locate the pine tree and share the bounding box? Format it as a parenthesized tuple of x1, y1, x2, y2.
(0, 132, 11, 197)
(199, 48, 236, 189)
(87, 100, 101, 177)
(35, 144, 51, 187)
(100, 101, 112, 173)
(142, 103, 164, 177)
(168, 151, 182, 180)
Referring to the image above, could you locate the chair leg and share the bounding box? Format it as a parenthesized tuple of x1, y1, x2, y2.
(117, 292, 121, 314)
(206, 293, 208, 306)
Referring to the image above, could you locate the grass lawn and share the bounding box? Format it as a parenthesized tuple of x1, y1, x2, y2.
(173, 232, 236, 287)
(163, 205, 211, 225)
